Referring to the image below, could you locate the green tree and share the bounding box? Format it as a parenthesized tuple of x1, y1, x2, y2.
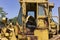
(0, 7, 7, 17)
(9, 17, 18, 24)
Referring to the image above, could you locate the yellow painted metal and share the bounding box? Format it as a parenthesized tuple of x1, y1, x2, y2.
(37, 19, 46, 28)
(34, 19, 48, 40)
(27, 36, 31, 40)
(2, 17, 7, 24)
(50, 21, 57, 35)
(18, 34, 23, 39)
(7, 23, 17, 40)
(19, 0, 56, 40)
(1, 0, 59, 40)
(20, 0, 48, 3)
(50, 21, 56, 28)
(14, 25, 18, 36)
(0, 33, 1, 39)
(34, 29, 48, 40)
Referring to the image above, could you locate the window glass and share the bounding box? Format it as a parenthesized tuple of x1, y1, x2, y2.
(0, 15, 1, 17)
(38, 5, 45, 16)
(28, 11, 35, 17)
(18, 7, 22, 25)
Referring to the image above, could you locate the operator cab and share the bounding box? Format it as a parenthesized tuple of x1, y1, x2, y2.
(26, 3, 48, 31)
(26, 3, 37, 18)
(26, 3, 37, 32)
(18, 3, 48, 32)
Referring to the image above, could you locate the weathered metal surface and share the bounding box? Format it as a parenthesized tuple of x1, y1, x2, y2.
(50, 35, 60, 40)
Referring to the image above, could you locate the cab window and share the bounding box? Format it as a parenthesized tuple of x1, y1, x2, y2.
(38, 5, 45, 16)
(28, 11, 35, 17)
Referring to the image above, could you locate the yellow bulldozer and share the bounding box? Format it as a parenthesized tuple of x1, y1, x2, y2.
(17, 0, 59, 40)
(0, 0, 59, 40)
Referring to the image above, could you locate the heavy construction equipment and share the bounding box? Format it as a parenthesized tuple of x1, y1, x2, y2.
(0, 0, 59, 40)
(18, 0, 59, 40)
